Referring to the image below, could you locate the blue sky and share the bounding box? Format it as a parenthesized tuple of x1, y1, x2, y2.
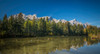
(0, 0, 100, 27)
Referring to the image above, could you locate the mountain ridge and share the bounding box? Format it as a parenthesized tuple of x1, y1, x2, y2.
(11, 13, 89, 28)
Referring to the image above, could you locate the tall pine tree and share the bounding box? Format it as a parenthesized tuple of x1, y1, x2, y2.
(2, 14, 8, 35)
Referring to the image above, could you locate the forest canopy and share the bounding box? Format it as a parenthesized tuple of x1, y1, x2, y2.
(0, 13, 100, 38)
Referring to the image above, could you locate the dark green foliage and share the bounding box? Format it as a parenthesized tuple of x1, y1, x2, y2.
(2, 14, 8, 35)
(0, 19, 2, 35)
(46, 17, 51, 35)
(74, 24, 84, 35)
(86, 25, 98, 35)
(8, 15, 14, 34)
(31, 16, 37, 36)
(51, 20, 57, 35)
(37, 18, 46, 36)
(24, 18, 32, 36)
(13, 17, 21, 35)
(0, 13, 99, 37)
(57, 22, 63, 35)
(17, 13, 25, 35)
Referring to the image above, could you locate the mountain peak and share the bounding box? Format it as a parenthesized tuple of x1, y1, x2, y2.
(11, 13, 88, 28)
(70, 19, 77, 22)
(73, 19, 77, 21)
(69, 19, 82, 25)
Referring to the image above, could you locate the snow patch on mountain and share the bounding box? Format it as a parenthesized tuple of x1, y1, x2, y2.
(12, 13, 89, 28)
(26, 14, 37, 20)
(69, 19, 83, 25)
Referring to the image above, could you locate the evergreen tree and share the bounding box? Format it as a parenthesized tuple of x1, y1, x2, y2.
(32, 16, 37, 36)
(66, 21, 71, 35)
(2, 14, 8, 35)
(42, 18, 46, 35)
(8, 15, 14, 34)
(17, 13, 25, 35)
(0, 19, 2, 35)
(63, 22, 68, 35)
(57, 22, 63, 35)
(70, 24, 76, 35)
(24, 18, 32, 36)
(75, 24, 84, 35)
(73, 24, 77, 35)
(80, 25, 84, 35)
(76, 24, 81, 35)
(13, 17, 20, 35)
(46, 17, 49, 34)
(86, 25, 97, 35)
(0, 13, 99, 37)
(45, 17, 51, 35)
(37, 18, 46, 36)
(51, 20, 57, 35)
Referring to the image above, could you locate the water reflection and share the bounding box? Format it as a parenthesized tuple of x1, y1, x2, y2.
(0, 36, 100, 54)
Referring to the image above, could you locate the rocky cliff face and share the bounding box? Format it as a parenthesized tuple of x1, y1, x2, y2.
(12, 13, 89, 28)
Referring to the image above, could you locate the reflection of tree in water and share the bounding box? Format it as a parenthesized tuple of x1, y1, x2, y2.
(86, 36, 99, 46)
(0, 36, 100, 54)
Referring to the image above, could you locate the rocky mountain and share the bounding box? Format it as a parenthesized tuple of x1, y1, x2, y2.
(12, 13, 89, 28)
(12, 14, 37, 20)
(69, 19, 82, 25)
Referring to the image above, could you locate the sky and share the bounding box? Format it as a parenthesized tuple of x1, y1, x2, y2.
(0, 0, 100, 27)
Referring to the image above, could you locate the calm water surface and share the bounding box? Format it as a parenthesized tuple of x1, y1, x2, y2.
(0, 36, 100, 54)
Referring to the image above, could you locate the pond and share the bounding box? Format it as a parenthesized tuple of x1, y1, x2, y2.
(0, 36, 100, 54)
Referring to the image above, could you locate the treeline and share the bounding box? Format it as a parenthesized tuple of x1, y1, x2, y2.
(0, 13, 100, 37)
